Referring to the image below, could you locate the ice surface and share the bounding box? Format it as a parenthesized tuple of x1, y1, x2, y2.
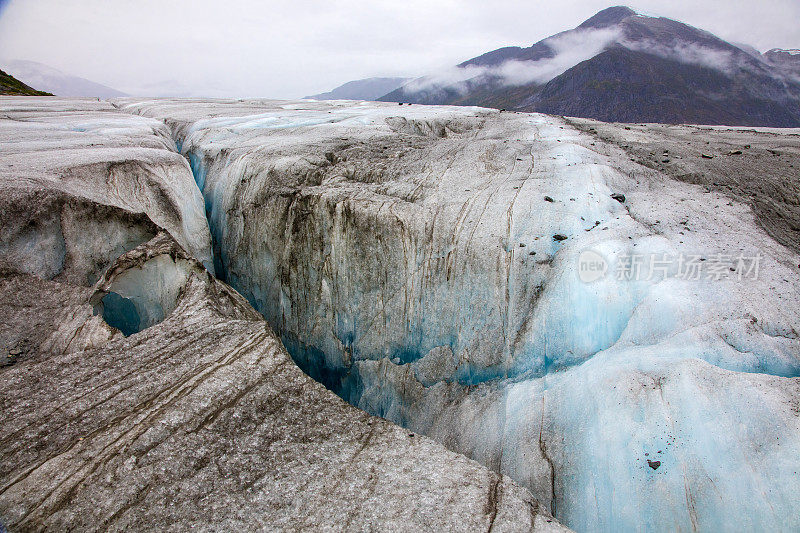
(95, 254, 192, 335)
(0, 99, 214, 276)
(0, 236, 561, 532)
(121, 98, 800, 532)
(1, 98, 570, 532)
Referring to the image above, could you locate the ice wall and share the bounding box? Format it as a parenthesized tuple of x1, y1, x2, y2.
(0, 102, 215, 280)
(95, 254, 192, 335)
(0, 195, 159, 286)
(90, 232, 202, 337)
(127, 99, 800, 532)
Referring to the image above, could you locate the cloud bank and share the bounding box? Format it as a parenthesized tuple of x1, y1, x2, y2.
(403, 27, 622, 94)
(623, 39, 738, 72)
(401, 19, 780, 97)
(0, 0, 797, 98)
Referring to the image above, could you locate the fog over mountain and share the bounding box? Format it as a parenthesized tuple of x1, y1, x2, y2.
(305, 77, 410, 101)
(0, 67, 50, 95)
(0, 0, 797, 98)
(2, 59, 126, 98)
(377, 6, 800, 126)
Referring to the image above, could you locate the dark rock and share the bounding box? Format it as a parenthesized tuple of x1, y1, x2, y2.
(553, 234, 568, 242)
(647, 460, 661, 470)
(544, 196, 555, 203)
(611, 193, 626, 203)
(701, 154, 714, 159)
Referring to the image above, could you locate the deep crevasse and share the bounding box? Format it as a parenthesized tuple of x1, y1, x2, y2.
(122, 98, 800, 532)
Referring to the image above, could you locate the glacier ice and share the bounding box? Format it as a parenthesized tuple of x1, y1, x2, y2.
(118, 98, 800, 531)
(93, 253, 192, 335)
(0, 100, 214, 281)
(1, 97, 574, 532)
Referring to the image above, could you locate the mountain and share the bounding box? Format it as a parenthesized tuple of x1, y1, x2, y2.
(523, 46, 800, 125)
(120, 79, 234, 99)
(0, 68, 51, 95)
(765, 48, 800, 78)
(3, 59, 126, 98)
(305, 77, 410, 101)
(379, 6, 800, 127)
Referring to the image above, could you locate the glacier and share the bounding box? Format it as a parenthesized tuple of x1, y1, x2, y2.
(112, 98, 800, 531)
(1, 97, 567, 531)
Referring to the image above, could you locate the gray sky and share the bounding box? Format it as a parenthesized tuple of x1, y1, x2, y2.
(1, 0, 798, 98)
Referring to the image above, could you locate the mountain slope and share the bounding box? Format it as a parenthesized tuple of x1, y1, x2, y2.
(0, 68, 51, 95)
(524, 46, 800, 126)
(379, 6, 800, 126)
(765, 48, 800, 79)
(3, 59, 126, 98)
(305, 77, 410, 101)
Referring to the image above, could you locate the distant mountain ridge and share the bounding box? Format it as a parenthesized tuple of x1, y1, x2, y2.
(3, 60, 126, 98)
(765, 49, 800, 79)
(377, 6, 800, 127)
(0, 68, 51, 96)
(305, 77, 410, 101)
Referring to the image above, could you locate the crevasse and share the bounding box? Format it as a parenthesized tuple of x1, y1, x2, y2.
(152, 102, 800, 533)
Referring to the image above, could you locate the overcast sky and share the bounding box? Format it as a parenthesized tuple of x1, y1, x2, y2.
(1, 0, 798, 98)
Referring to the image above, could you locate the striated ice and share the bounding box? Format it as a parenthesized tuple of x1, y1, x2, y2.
(0, 97, 567, 532)
(3, 96, 795, 531)
(114, 98, 800, 532)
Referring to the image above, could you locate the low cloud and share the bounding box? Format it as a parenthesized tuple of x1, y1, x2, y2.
(497, 27, 623, 85)
(400, 19, 777, 98)
(622, 39, 738, 73)
(402, 27, 622, 94)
